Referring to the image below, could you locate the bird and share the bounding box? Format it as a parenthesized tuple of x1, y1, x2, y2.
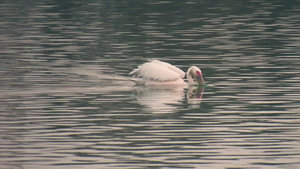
(129, 60, 205, 86)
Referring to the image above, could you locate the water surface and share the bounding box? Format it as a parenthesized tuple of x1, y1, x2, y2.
(0, 0, 300, 168)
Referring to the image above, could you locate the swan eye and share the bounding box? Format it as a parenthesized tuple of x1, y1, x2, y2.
(195, 71, 202, 76)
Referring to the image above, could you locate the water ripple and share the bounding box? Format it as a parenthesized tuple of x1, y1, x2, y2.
(1, 0, 300, 168)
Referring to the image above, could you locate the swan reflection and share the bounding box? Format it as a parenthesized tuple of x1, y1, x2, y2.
(186, 86, 205, 109)
(133, 86, 205, 113)
(187, 86, 205, 99)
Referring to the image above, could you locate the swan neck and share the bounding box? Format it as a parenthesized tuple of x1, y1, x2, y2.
(187, 71, 195, 85)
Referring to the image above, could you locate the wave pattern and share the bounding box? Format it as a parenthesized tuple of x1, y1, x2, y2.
(0, 0, 300, 168)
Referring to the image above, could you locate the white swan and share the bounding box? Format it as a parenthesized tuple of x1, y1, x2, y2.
(129, 60, 205, 86)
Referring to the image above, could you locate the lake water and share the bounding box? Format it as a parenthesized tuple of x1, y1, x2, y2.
(1, 0, 300, 168)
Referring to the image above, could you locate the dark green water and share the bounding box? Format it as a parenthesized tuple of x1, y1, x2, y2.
(1, 0, 300, 168)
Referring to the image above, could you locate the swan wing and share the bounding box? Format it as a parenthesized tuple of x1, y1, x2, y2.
(129, 60, 184, 82)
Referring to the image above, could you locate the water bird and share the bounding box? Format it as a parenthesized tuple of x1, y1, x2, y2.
(129, 60, 205, 86)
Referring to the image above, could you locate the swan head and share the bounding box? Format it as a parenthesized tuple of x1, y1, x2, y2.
(187, 66, 205, 86)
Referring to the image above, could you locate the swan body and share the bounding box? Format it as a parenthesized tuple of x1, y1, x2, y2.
(129, 60, 205, 86)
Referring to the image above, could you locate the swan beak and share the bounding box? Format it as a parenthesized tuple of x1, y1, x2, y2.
(195, 71, 205, 85)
